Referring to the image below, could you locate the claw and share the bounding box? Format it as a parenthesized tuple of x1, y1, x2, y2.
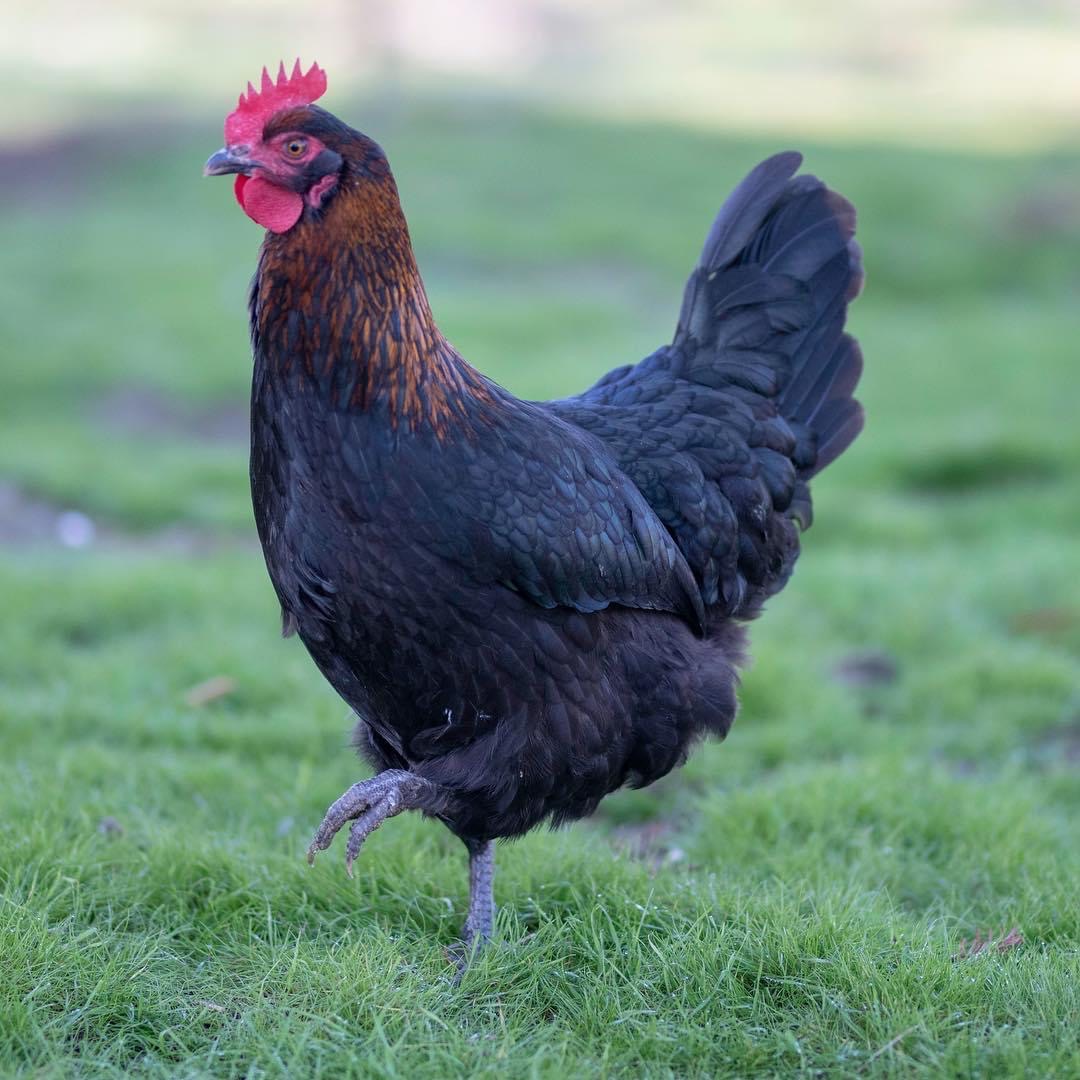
(306, 778, 374, 861)
(306, 770, 441, 877)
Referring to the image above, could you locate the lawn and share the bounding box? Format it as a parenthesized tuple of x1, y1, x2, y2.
(1, 99, 1078, 1077)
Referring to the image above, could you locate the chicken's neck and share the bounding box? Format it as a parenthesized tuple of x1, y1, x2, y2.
(251, 162, 492, 437)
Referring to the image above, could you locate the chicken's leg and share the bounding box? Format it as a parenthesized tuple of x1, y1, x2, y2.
(447, 837, 496, 977)
(463, 838, 496, 947)
(307, 769, 451, 877)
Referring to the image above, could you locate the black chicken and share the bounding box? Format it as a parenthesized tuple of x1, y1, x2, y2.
(205, 62, 864, 962)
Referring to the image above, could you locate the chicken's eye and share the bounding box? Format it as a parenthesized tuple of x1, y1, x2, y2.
(283, 138, 307, 159)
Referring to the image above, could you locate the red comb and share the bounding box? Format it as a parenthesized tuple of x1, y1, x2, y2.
(225, 60, 327, 145)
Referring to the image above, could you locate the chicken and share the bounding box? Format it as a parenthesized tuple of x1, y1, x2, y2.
(205, 61, 864, 964)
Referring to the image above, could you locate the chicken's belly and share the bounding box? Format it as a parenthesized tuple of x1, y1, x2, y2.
(305, 592, 743, 841)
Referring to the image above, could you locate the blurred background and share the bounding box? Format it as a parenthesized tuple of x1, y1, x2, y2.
(7, 0, 1080, 145)
(1, 1, 1079, 1072)
(3, 0, 1078, 534)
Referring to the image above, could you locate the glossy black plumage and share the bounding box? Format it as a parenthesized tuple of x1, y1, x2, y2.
(248, 140, 863, 845)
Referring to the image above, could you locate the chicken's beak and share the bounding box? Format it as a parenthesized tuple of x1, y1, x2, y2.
(204, 148, 254, 177)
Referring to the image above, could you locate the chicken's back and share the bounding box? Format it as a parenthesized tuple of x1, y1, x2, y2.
(549, 152, 863, 620)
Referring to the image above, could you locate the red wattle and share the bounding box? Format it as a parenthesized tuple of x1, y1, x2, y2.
(233, 174, 303, 234)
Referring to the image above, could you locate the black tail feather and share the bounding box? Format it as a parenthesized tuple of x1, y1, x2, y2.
(812, 395, 865, 473)
(675, 152, 865, 484)
(696, 151, 804, 270)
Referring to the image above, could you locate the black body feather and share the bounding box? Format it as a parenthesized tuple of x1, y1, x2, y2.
(250, 148, 863, 843)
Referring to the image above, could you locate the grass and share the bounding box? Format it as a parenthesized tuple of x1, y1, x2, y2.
(1, 99, 1079, 1077)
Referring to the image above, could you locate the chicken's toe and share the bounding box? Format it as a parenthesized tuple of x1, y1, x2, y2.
(306, 769, 453, 871)
(344, 792, 403, 875)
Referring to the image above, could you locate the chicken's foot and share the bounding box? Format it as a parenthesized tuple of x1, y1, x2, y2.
(308, 772, 497, 977)
(307, 769, 451, 877)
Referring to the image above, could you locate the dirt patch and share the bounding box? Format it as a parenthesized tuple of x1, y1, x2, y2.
(97, 816, 124, 837)
(831, 650, 900, 688)
(0, 129, 109, 204)
(894, 440, 1061, 494)
(94, 387, 248, 444)
(0, 482, 250, 556)
(0, 483, 82, 547)
(1032, 719, 1080, 768)
(609, 820, 688, 871)
(1010, 607, 1078, 641)
(1008, 182, 1080, 240)
(954, 926, 1023, 960)
(0, 116, 199, 206)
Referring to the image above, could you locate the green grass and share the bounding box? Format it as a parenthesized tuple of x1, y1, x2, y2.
(1, 101, 1079, 1077)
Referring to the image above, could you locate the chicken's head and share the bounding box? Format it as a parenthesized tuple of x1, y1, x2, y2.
(205, 60, 345, 234)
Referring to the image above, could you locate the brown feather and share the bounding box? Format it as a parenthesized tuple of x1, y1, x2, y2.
(253, 129, 492, 439)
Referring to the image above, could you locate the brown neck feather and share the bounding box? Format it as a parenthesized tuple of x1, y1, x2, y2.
(253, 152, 492, 436)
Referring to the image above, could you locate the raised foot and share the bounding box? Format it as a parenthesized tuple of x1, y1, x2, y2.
(307, 769, 447, 877)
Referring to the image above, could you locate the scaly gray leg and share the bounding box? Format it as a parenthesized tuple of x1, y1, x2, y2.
(450, 837, 496, 977)
(463, 838, 496, 947)
(307, 769, 451, 878)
